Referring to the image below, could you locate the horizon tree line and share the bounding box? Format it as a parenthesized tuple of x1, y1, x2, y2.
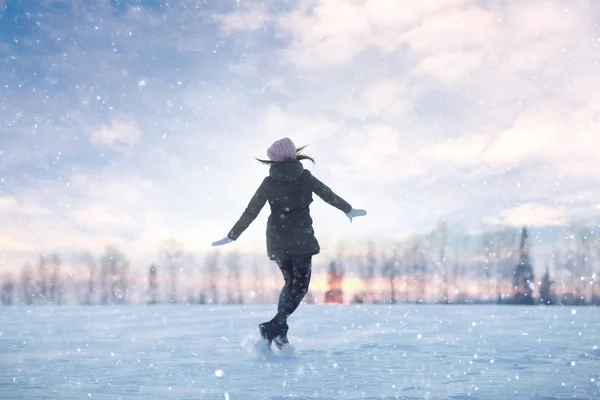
(338, 222, 598, 306)
(1, 223, 599, 307)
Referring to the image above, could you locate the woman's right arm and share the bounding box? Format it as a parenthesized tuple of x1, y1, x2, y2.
(309, 172, 353, 214)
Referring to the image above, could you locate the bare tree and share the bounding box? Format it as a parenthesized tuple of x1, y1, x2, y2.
(559, 222, 595, 304)
(575, 223, 594, 304)
(100, 257, 108, 305)
(381, 243, 400, 304)
(183, 253, 198, 304)
(398, 238, 425, 304)
(396, 243, 410, 303)
(226, 251, 243, 304)
(48, 254, 62, 305)
(100, 246, 129, 304)
(147, 264, 159, 304)
(594, 230, 600, 305)
(357, 241, 377, 303)
(326, 243, 345, 304)
(197, 254, 208, 304)
(447, 227, 471, 303)
(324, 241, 347, 304)
(1, 273, 15, 305)
(432, 219, 449, 303)
(160, 239, 184, 304)
(116, 254, 129, 305)
(552, 247, 564, 303)
(33, 254, 62, 305)
(481, 231, 495, 303)
(37, 254, 49, 303)
(251, 259, 264, 303)
(489, 228, 514, 303)
(560, 224, 580, 305)
(72, 251, 96, 305)
(20, 264, 35, 305)
(204, 250, 220, 304)
(412, 240, 427, 304)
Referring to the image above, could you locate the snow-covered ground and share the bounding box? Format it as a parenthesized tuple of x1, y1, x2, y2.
(1, 304, 598, 400)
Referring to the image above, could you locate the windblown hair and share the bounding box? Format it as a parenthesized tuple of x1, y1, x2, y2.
(256, 145, 315, 165)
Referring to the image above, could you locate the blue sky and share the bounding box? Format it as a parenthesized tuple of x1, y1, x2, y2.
(1, 0, 600, 272)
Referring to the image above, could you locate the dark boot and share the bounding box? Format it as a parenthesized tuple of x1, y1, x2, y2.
(258, 322, 274, 345)
(259, 320, 288, 347)
(273, 322, 289, 350)
(259, 321, 279, 345)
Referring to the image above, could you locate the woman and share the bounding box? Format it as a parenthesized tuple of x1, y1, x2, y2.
(211, 137, 366, 350)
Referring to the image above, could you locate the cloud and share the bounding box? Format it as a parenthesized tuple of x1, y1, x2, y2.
(228, 61, 258, 76)
(0, 168, 239, 270)
(444, 101, 600, 179)
(74, 202, 139, 231)
(275, 0, 474, 69)
(0, 192, 106, 266)
(270, 0, 595, 84)
(0, 196, 17, 211)
(2, 0, 600, 275)
(338, 124, 405, 174)
(339, 78, 410, 119)
(217, 6, 272, 34)
(423, 134, 489, 167)
(256, 106, 340, 145)
(487, 203, 568, 227)
(90, 118, 142, 148)
(249, 0, 600, 180)
(221, 0, 600, 237)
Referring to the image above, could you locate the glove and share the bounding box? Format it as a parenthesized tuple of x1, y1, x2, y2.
(346, 208, 367, 222)
(211, 237, 234, 246)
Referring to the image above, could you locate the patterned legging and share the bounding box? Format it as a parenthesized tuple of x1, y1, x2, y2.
(271, 256, 312, 325)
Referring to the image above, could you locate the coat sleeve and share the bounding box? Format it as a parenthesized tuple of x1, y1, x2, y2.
(309, 172, 353, 214)
(227, 178, 269, 241)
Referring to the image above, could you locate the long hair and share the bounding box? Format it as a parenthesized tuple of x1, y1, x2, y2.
(255, 145, 315, 165)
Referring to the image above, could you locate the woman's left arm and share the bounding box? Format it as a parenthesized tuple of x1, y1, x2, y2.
(226, 178, 269, 241)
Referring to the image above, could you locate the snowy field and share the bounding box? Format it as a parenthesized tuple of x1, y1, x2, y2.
(1, 304, 599, 400)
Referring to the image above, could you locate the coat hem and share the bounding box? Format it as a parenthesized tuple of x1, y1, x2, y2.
(268, 249, 320, 261)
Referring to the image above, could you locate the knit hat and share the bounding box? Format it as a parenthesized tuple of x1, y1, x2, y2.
(267, 137, 297, 162)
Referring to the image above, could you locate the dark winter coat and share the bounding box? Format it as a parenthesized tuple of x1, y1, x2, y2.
(227, 159, 352, 260)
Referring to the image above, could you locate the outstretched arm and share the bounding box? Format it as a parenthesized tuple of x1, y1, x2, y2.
(310, 172, 353, 214)
(226, 178, 269, 241)
(310, 171, 367, 222)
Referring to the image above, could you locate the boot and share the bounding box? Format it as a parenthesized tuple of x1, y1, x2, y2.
(258, 322, 273, 345)
(259, 321, 281, 346)
(273, 322, 289, 350)
(259, 320, 289, 347)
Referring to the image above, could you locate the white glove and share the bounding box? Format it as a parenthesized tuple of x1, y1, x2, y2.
(211, 237, 233, 246)
(346, 208, 367, 222)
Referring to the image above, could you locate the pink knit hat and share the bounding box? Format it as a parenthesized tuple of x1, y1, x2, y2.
(267, 137, 297, 162)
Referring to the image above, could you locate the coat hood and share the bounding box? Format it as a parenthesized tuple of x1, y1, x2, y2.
(269, 159, 304, 182)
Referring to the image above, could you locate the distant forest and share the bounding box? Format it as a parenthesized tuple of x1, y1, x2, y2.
(1, 223, 599, 307)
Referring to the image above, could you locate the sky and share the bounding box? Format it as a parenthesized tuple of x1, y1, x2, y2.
(1, 0, 600, 273)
